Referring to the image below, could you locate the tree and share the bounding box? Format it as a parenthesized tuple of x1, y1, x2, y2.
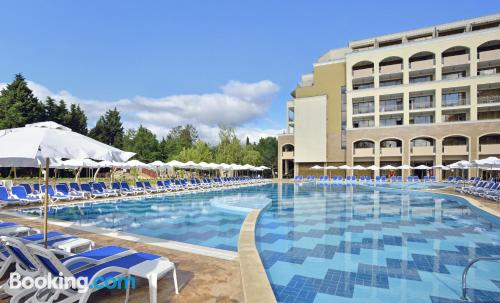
(177, 140, 214, 163)
(64, 104, 88, 135)
(43, 97, 58, 121)
(214, 125, 243, 163)
(0, 73, 44, 128)
(256, 136, 278, 172)
(242, 144, 262, 165)
(54, 100, 68, 124)
(89, 108, 124, 148)
(126, 126, 160, 162)
(159, 125, 199, 161)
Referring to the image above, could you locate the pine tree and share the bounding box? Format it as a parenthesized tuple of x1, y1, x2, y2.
(54, 100, 68, 124)
(43, 97, 58, 121)
(0, 74, 44, 128)
(128, 126, 160, 162)
(89, 108, 124, 147)
(65, 104, 88, 135)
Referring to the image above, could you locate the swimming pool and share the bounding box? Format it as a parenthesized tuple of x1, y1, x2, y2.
(256, 183, 500, 303)
(20, 185, 272, 252)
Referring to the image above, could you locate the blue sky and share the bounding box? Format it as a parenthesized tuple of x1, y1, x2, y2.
(0, 1, 499, 142)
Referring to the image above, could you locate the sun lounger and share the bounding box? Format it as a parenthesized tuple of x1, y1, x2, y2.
(120, 182, 142, 195)
(11, 186, 41, 203)
(80, 183, 107, 199)
(0, 186, 23, 205)
(27, 243, 178, 303)
(56, 183, 84, 199)
(93, 183, 119, 197)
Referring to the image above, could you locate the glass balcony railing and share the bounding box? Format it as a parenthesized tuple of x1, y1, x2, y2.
(353, 104, 374, 114)
(478, 95, 500, 104)
(442, 98, 468, 107)
(380, 103, 403, 112)
(410, 101, 434, 110)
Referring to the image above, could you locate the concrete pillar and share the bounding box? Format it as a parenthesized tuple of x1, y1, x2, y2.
(470, 84, 478, 121)
(435, 54, 442, 81)
(403, 57, 410, 85)
(374, 62, 380, 88)
(403, 138, 411, 179)
(470, 47, 478, 77)
(347, 95, 353, 129)
(278, 158, 283, 179)
(435, 88, 442, 123)
(435, 138, 442, 181)
(374, 141, 380, 177)
(374, 95, 380, 127)
(403, 91, 410, 125)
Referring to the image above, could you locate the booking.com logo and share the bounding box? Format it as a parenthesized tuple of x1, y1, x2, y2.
(9, 272, 136, 292)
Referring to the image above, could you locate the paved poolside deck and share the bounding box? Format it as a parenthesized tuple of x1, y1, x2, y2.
(0, 214, 243, 303)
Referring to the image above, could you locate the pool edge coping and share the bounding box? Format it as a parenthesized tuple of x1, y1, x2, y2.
(238, 208, 277, 303)
(0, 210, 239, 261)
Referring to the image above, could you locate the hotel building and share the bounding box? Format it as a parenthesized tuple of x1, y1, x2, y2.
(278, 14, 500, 180)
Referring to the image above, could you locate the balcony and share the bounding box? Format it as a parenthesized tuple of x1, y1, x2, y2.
(411, 146, 435, 155)
(380, 63, 403, 74)
(478, 95, 500, 104)
(479, 143, 500, 154)
(380, 103, 403, 112)
(380, 147, 402, 157)
(442, 53, 470, 66)
(282, 151, 294, 159)
(410, 101, 434, 110)
(352, 103, 375, 115)
(352, 68, 374, 79)
(442, 98, 469, 107)
(410, 59, 434, 70)
(443, 145, 468, 155)
(354, 148, 375, 157)
(478, 49, 500, 62)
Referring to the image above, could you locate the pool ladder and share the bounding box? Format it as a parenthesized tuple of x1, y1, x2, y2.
(462, 256, 500, 301)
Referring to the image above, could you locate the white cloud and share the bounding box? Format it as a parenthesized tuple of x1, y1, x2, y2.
(0, 79, 283, 144)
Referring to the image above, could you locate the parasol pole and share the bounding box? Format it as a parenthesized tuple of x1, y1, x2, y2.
(43, 158, 50, 248)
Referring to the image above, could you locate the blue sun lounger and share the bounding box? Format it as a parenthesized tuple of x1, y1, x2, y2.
(10, 186, 41, 203)
(27, 243, 178, 303)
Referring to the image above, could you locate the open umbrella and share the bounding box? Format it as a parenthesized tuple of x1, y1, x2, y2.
(432, 164, 450, 170)
(366, 165, 379, 171)
(381, 165, 397, 170)
(338, 165, 352, 170)
(413, 164, 431, 170)
(0, 121, 134, 246)
(352, 165, 366, 170)
(311, 165, 323, 170)
(326, 166, 338, 170)
(397, 164, 413, 170)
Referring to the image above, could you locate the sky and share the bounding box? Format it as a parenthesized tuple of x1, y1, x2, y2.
(0, 1, 499, 143)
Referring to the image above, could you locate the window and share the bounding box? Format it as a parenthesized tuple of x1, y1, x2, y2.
(354, 141, 374, 148)
(380, 79, 402, 87)
(410, 95, 433, 110)
(442, 92, 467, 107)
(410, 114, 434, 124)
(380, 116, 403, 127)
(380, 98, 403, 112)
(352, 101, 374, 114)
(442, 112, 467, 122)
(381, 140, 401, 148)
(353, 118, 374, 128)
(353, 82, 374, 90)
(412, 138, 434, 147)
(443, 71, 466, 80)
(478, 67, 500, 75)
(410, 75, 433, 83)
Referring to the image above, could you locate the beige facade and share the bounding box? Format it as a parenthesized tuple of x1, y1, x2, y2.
(277, 14, 500, 180)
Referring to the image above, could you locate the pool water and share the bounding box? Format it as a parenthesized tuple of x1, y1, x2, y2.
(256, 183, 500, 303)
(21, 185, 271, 251)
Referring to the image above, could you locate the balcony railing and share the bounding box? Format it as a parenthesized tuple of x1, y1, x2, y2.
(353, 104, 375, 114)
(442, 98, 468, 107)
(443, 145, 468, 155)
(352, 68, 374, 78)
(442, 53, 470, 66)
(410, 101, 434, 110)
(478, 95, 500, 104)
(354, 147, 375, 157)
(478, 49, 500, 62)
(380, 104, 403, 112)
(380, 63, 403, 74)
(410, 58, 435, 70)
(479, 143, 500, 154)
(380, 147, 402, 156)
(411, 146, 435, 155)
